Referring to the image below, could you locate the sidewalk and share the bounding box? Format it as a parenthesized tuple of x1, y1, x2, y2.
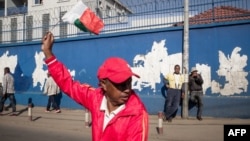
(1, 105, 250, 141)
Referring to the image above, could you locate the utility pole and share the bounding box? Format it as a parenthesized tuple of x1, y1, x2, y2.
(4, 0, 7, 16)
(182, 0, 189, 119)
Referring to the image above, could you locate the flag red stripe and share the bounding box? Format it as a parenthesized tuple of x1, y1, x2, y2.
(79, 8, 104, 35)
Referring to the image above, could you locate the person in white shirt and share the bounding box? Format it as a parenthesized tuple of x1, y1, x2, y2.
(43, 73, 61, 113)
(0, 67, 16, 116)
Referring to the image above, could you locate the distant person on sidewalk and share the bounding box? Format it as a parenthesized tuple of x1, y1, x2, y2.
(0, 67, 17, 116)
(0, 82, 13, 111)
(163, 64, 184, 122)
(0, 82, 3, 101)
(43, 72, 61, 113)
(189, 67, 204, 121)
(41, 32, 148, 141)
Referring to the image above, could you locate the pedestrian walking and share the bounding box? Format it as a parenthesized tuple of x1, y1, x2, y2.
(0, 67, 17, 116)
(0, 82, 3, 100)
(43, 73, 61, 113)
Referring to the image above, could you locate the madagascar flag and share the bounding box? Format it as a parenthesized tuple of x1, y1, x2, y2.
(62, 0, 104, 35)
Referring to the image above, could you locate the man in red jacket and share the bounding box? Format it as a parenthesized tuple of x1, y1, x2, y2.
(41, 32, 148, 141)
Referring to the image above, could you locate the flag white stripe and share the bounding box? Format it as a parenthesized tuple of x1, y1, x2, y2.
(62, 0, 88, 24)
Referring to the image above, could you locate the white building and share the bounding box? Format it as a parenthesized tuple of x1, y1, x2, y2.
(0, 0, 196, 44)
(0, 0, 133, 43)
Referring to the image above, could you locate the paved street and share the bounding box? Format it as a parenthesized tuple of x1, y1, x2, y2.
(1, 105, 250, 141)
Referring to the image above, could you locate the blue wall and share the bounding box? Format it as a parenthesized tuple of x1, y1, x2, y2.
(1, 21, 250, 118)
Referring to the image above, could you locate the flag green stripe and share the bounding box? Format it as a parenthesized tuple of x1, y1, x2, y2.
(74, 19, 89, 32)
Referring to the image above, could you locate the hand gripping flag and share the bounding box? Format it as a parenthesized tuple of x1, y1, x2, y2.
(62, 0, 104, 35)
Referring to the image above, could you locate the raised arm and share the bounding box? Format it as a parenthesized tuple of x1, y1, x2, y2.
(41, 32, 54, 60)
(41, 32, 96, 110)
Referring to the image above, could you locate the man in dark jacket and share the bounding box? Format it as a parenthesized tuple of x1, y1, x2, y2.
(189, 67, 204, 121)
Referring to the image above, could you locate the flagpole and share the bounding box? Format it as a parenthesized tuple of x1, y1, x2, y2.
(50, 20, 60, 32)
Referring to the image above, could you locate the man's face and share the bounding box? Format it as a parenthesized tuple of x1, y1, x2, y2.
(192, 71, 198, 77)
(174, 66, 180, 74)
(103, 77, 132, 106)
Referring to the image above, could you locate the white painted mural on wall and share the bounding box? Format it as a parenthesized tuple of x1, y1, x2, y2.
(0, 51, 17, 81)
(211, 47, 248, 95)
(0, 51, 75, 91)
(32, 51, 47, 90)
(0, 41, 248, 95)
(32, 51, 76, 91)
(131, 40, 182, 93)
(130, 40, 248, 95)
(130, 39, 212, 94)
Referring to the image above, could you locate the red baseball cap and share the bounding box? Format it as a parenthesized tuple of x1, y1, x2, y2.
(97, 57, 140, 83)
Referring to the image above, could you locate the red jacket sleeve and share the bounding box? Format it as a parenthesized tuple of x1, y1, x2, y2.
(45, 56, 96, 110)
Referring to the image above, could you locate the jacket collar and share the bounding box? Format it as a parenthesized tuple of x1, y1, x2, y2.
(100, 96, 125, 115)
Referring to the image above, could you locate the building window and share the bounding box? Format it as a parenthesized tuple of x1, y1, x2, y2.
(42, 13, 50, 37)
(117, 10, 127, 22)
(58, 0, 70, 2)
(106, 6, 112, 17)
(34, 0, 43, 5)
(11, 18, 17, 43)
(98, 0, 104, 9)
(26, 16, 33, 41)
(60, 11, 67, 38)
